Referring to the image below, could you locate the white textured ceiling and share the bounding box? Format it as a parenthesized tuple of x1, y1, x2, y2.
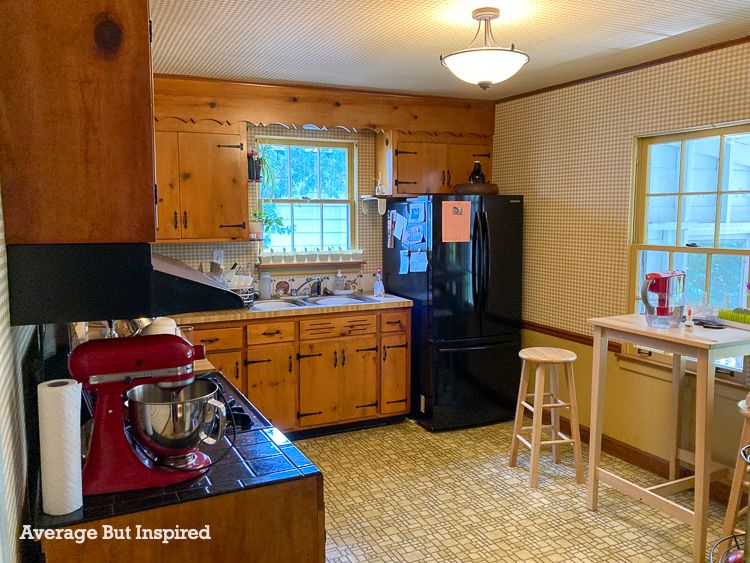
(150, 0, 750, 100)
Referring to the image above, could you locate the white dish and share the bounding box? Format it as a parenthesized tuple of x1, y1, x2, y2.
(333, 289, 354, 295)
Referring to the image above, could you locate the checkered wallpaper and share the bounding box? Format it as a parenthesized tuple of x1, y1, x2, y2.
(153, 124, 381, 292)
(494, 41, 750, 336)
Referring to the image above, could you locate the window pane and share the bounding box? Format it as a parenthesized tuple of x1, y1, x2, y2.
(322, 204, 350, 249)
(263, 203, 292, 250)
(681, 194, 716, 246)
(709, 254, 750, 309)
(647, 142, 680, 194)
(673, 252, 707, 307)
(292, 203, 322, 249)
(319, 147, 348, 199)
(718, 193, 750, 249)
(261, 144, 290, 199)
(289, 146, 319, 199)
(684, 137, 719, 193)
(723, 133, 750, 191)
(645, 196, 677, 244)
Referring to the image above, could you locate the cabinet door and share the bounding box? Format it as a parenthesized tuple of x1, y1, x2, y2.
(178, 132, 248, 240)
(446, 144, 492, 187)
(381, 334, 409, 414)
(246, 344, 297, 431)
(298, 341, 339, 427)
(396, 142, 449, 195)
(339, 337, 378, 420)
(206, 350, 244, 395)
(155, 131, 182, 240)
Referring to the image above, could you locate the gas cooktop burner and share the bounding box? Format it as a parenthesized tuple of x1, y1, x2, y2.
(200, 374, 262, 433)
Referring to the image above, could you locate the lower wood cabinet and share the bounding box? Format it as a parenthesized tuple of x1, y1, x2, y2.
(298, 340, 340, 427)
(339, 337, 379, 420)
(206, 350, 244, 393)
(245, 343, 297, 431)
(381, 334, 409, 414)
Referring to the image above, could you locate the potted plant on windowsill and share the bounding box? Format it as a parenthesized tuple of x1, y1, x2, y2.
(248, 210, 280, 240)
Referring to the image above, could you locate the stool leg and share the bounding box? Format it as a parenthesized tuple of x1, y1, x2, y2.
(565, 361, 585, 484)
(529, 364, 546, 488)
(549, 364, 562, 464)
(509, 360, 531, 467)
(723, 420, 750, 536)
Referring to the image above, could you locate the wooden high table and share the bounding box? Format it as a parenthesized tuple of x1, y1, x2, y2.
(587, 314, 750, 563)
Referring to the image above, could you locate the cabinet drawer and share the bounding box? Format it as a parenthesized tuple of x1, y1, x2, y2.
(381, 311, 409, 333)
(300, 315, 376, 340)
(193, 327, 243, 351)
(247, 321, 295, 344)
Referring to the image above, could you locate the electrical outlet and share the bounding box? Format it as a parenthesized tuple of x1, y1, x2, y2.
(212, 249, 224, 266)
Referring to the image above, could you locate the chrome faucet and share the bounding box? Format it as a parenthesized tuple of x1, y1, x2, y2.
(291, 277, 323, 297)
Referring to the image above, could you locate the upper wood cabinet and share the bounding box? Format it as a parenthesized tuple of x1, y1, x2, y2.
(0, 0, 156, 244)
(155, 124, 249, 242)
(377, 132, 493, 196)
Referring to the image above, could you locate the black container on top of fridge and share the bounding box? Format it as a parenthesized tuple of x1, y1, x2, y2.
(383, 195, 523, 431)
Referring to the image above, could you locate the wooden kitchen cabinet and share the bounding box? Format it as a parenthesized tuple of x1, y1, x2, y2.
(339, 337, 379, 420)
(298, 340, 340, 427)
(381, 334, 410, 415)
(446, 144, 492, 187)
(246, 343, 297, 430)
(396, 142, 493, 194)
(0, 0, 155, 244)
(154, 124, 249, 242)
(207, 350, 245, 393)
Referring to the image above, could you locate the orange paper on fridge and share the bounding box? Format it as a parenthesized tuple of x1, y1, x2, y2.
(441, 201, 471, 242)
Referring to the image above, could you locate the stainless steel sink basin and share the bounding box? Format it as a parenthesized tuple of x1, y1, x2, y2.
(305, 295, 377, 306)
(252, 299, 307, 310)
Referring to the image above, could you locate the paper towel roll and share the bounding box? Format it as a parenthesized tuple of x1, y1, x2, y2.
(38, 379, 82, 515)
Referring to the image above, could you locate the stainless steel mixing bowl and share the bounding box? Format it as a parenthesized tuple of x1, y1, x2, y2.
(126, 379, 225, 461)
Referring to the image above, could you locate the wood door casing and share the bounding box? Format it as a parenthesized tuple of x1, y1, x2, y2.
(396, 142, 449, 195)
(246, 344, 297, 431)
(207, 350, 244, 395)
(381, 333, 409, 414)
(155, 131, 182, 240)
(298, 340, 339, 427)
(339, 337, 378, 420)
(178, 132, 248, 240)
(446, 144, 492, 187)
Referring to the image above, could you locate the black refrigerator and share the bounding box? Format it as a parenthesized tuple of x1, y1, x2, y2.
(383, 195, 523, 431)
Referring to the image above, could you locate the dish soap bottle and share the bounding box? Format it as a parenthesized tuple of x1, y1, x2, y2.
(333, 269, 346, 292)
(374, 267, 385, 298)
(469, 161, 486, 184)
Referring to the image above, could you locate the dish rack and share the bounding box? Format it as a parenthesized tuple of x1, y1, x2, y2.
(230, 287, 255, 308)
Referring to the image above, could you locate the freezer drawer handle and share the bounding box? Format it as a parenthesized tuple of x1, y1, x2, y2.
(355, 401, 378, 409)
(245, 358, 271, 365)
(216, 143, 244, 150)
(386, 399, 407, 404)
(218, 222, 246, 229)
(297, 353, 322, 360)
(297, 411, 322, 418)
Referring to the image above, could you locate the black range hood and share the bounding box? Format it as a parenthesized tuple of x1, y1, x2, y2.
(6, 244, 244, 326)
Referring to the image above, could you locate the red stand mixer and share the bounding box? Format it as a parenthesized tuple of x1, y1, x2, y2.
(641, 270, 686, 328)
(69, 334, 226, 496)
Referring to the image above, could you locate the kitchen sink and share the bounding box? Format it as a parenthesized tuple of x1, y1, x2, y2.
(305, 295, 377, 306)
(251, 299, 307, 310)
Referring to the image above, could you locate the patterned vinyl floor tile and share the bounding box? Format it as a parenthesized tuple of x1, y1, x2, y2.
(296, 420, 730, 563)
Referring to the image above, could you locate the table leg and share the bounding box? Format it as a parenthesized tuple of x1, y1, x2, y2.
(693, 349, 715, 563)
(669, 354, 685, 480)
(587, 326, 608, 511)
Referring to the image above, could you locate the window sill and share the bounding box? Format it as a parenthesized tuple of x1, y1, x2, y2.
(256, 260, 364, 271)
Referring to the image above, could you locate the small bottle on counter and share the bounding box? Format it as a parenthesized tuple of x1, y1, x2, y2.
(374, 267, 385, 298)
(333, 269, 346, 292)
(685, 308, 693, 330)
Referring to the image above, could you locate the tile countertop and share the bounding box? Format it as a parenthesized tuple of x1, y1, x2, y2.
(172, 293, 412, 324)
(34, 372, 320, 529)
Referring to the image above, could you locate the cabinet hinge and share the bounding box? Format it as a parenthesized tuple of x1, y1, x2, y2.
(355, 401, 378, 409)
(297, 411, 322, 419)
(297, 353, 323, 360)
(245, 359, 271, 366)
(395, 149, 417, 156)
(386, 399, 407, 404)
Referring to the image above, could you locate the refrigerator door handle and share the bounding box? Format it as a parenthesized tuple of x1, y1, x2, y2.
(481, 211, 491, 309)
(471, 211, 481, 311)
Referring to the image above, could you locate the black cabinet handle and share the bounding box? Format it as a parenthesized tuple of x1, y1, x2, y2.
(262, 330, 281, 336)
(234, 361, 240, 380)
(200, 338, 219, 344)
(183, 211, 189, 229)
(356, 401, 378, 409)
(395, 149, 417, 156)
(386, 399, 407, 404)
(288, 355, 293, 373)
(334, 350, 338, 368)
(383, 342, 408, 362)
(355, 346, 378, 352)
(447, 170, 452, 185)
(216, 143, 244, 150)
(341, 349, 346, 367)
(395, 180, 417, 186)
(173, 210, 178, 230)
(219, 222, 246, 229)
(245, 358, 271, 366)
(473, 152, 491, 158)
(297, 353, 322, 360)
(441, 170, 445, 185)
(297, 411, 322, 418)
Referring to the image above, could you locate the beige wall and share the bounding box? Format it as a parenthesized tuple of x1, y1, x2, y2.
(495, 42, 750, 464)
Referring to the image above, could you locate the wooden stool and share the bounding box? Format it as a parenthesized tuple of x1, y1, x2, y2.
(722, 394, 750, 536)
(509, 347, 584, 488)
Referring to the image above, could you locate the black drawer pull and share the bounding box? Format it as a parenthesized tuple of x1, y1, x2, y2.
(245, 358, 271, 366)
(355, 346, 378, 352)
(219, 222, 246, 229)
(356, 401, 378, 409)
(216, 143, 244, 150)
(200, 337, 219, 344)
(386, 399, 407, 404)
(288, 355, 293, 373)
(385, 320, 402, 325)
(297, 411, 322, 418)
(173, 210, 178, 230)
(262, 330, 281, 336)
(334, 350, 338, 368)
(297, 353, 322, 360)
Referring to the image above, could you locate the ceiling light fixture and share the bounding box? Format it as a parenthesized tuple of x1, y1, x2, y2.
(440, 7, 529, 91)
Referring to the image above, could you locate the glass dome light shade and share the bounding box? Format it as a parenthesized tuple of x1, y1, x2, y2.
(441, 47, 529, 88)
